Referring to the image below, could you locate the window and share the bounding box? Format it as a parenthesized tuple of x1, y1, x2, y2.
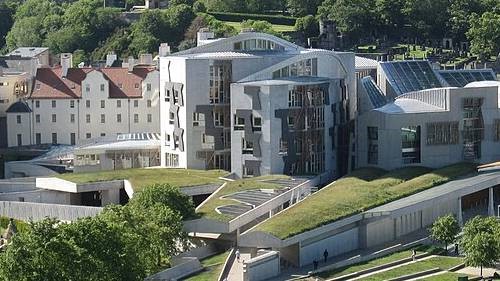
(242, 138, 254, 154)
(117, 100, 121, 108)
(100, 100, 105, 108)
(426, 122, 459, 145)
(86, 100, 90, 108)
(86, 114, 91, 123)
(100, 84, 105, 91)
(35, 100, 40, 108)
(193, 112, 205, 127)
(401, 126, 421, 164)
(51, 100, 56, 108)
(70, 100, 75, 108)
(147, 114, 152, 123)
(147, 83, 152, 91)
(52, 114, 56, 123)
(70, 114, 75, 123)
(86, 133, 91, 139)
(367, 127, 378, 165)
(147, 99, 152, 108)
(16, 115, 21, 124)
(70, 133, 76, 145)
(134, 114, 139, 123)
(52, 133, 57, 144)
(100, 114, 105, 124)
(35, 133, 41, 145)
(134, 83, 139, 89)
(35, 114, 40, 123)
(134, 100, 138, 107)
(253, 116, 262, 131)
(85, 84, 90, 92)
(117, 114, 122, 123)
(17, 134, 22, 146)
(169, 112, 175, 124)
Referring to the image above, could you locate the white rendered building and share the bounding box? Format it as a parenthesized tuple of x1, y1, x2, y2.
(6, 56, 160, 147)
(159, 32, 355, 178)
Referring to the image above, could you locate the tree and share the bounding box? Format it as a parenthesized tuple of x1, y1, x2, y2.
(460, 216, 500, 278)
(128, 183, 195, 220)
(295, 15, 319, 39)
(430, 214, 460, 253)
(318, 0, 379, 40)
(467, 11, 500, 61)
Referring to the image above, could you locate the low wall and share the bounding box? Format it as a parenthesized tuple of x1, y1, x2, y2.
(243, 250, 280, 281)
(0, 201, 103, 221)
(145, 257, 202, 281)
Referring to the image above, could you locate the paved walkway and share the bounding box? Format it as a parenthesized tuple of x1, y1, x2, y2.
(227, 250, 251, 281)
(267, 229, 430, 281)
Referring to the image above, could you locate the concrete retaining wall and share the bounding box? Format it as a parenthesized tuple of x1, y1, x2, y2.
(145, 257, 202, 281)
(243, 250, 280, 281)
(0, 201, 103, 221)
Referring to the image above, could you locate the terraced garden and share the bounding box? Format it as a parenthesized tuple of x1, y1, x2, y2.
(254, 163, 477, 239)
(195, 175, 292, 222)
(56, 168, 228, 191)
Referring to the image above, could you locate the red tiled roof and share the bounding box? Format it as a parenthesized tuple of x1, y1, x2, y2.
(100, 67, 154, 99)
(31, 67, 91, 99)
(30, 66, 155, 99)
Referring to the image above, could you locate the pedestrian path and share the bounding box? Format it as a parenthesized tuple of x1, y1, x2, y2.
(267, 229, 430, 281)
(227, 250, 251, 281)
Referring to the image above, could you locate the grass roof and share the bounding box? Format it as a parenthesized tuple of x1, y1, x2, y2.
(195, 175, 290, 222)
(254, 163, 477, 240)
(56, 168, 228, 191)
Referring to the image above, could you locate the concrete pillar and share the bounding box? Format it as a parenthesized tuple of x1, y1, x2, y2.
(458, 197, 463, 226)
(488, 187, 494, 216)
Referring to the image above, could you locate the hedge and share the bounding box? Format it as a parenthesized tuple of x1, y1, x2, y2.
(207, 12, 297, 26)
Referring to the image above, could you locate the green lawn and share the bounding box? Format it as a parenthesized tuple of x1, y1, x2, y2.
(224, 21, 295, 32)
(184, 251, 230, 281)
(196, 175, 290, 222)
(361, 256, 463, 281)
(254, 163, 477, 239)
(317, 245, 443, 279)
(57, 168, 228, 191)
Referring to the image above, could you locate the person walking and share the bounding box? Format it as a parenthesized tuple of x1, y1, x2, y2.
(323, 249, 329, 263)
(313, 259, 318, 270)
(235, 249, 241, 263)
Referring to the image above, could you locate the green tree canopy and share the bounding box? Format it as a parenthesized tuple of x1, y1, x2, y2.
(467, 11, 500, 61)
(460, 216, 500, 277)
(430, 214, 460, 252)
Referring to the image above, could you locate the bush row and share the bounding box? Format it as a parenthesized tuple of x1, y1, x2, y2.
(207, 12, 296, 26)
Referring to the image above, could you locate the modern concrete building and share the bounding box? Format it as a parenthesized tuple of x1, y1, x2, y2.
(159, 32, 356, 178)
(6, 54, 160, 147)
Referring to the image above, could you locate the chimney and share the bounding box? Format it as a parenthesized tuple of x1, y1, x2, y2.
(159, 43, 171, 57)
(127, 56, 135, 73)
(197, 28, 215, 46)
(105, 52, 117, 67)
(60, 53, 73, 78)
(139, 53, 153, 65)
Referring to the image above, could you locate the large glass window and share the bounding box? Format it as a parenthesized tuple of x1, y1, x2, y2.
(273, 58, 318, 79)
(401, 125, 421, 164)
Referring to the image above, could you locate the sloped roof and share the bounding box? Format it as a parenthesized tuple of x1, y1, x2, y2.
(31, 67, 155, 99)
(6, 101, 32, 113)
(31, 67, 92, 99)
